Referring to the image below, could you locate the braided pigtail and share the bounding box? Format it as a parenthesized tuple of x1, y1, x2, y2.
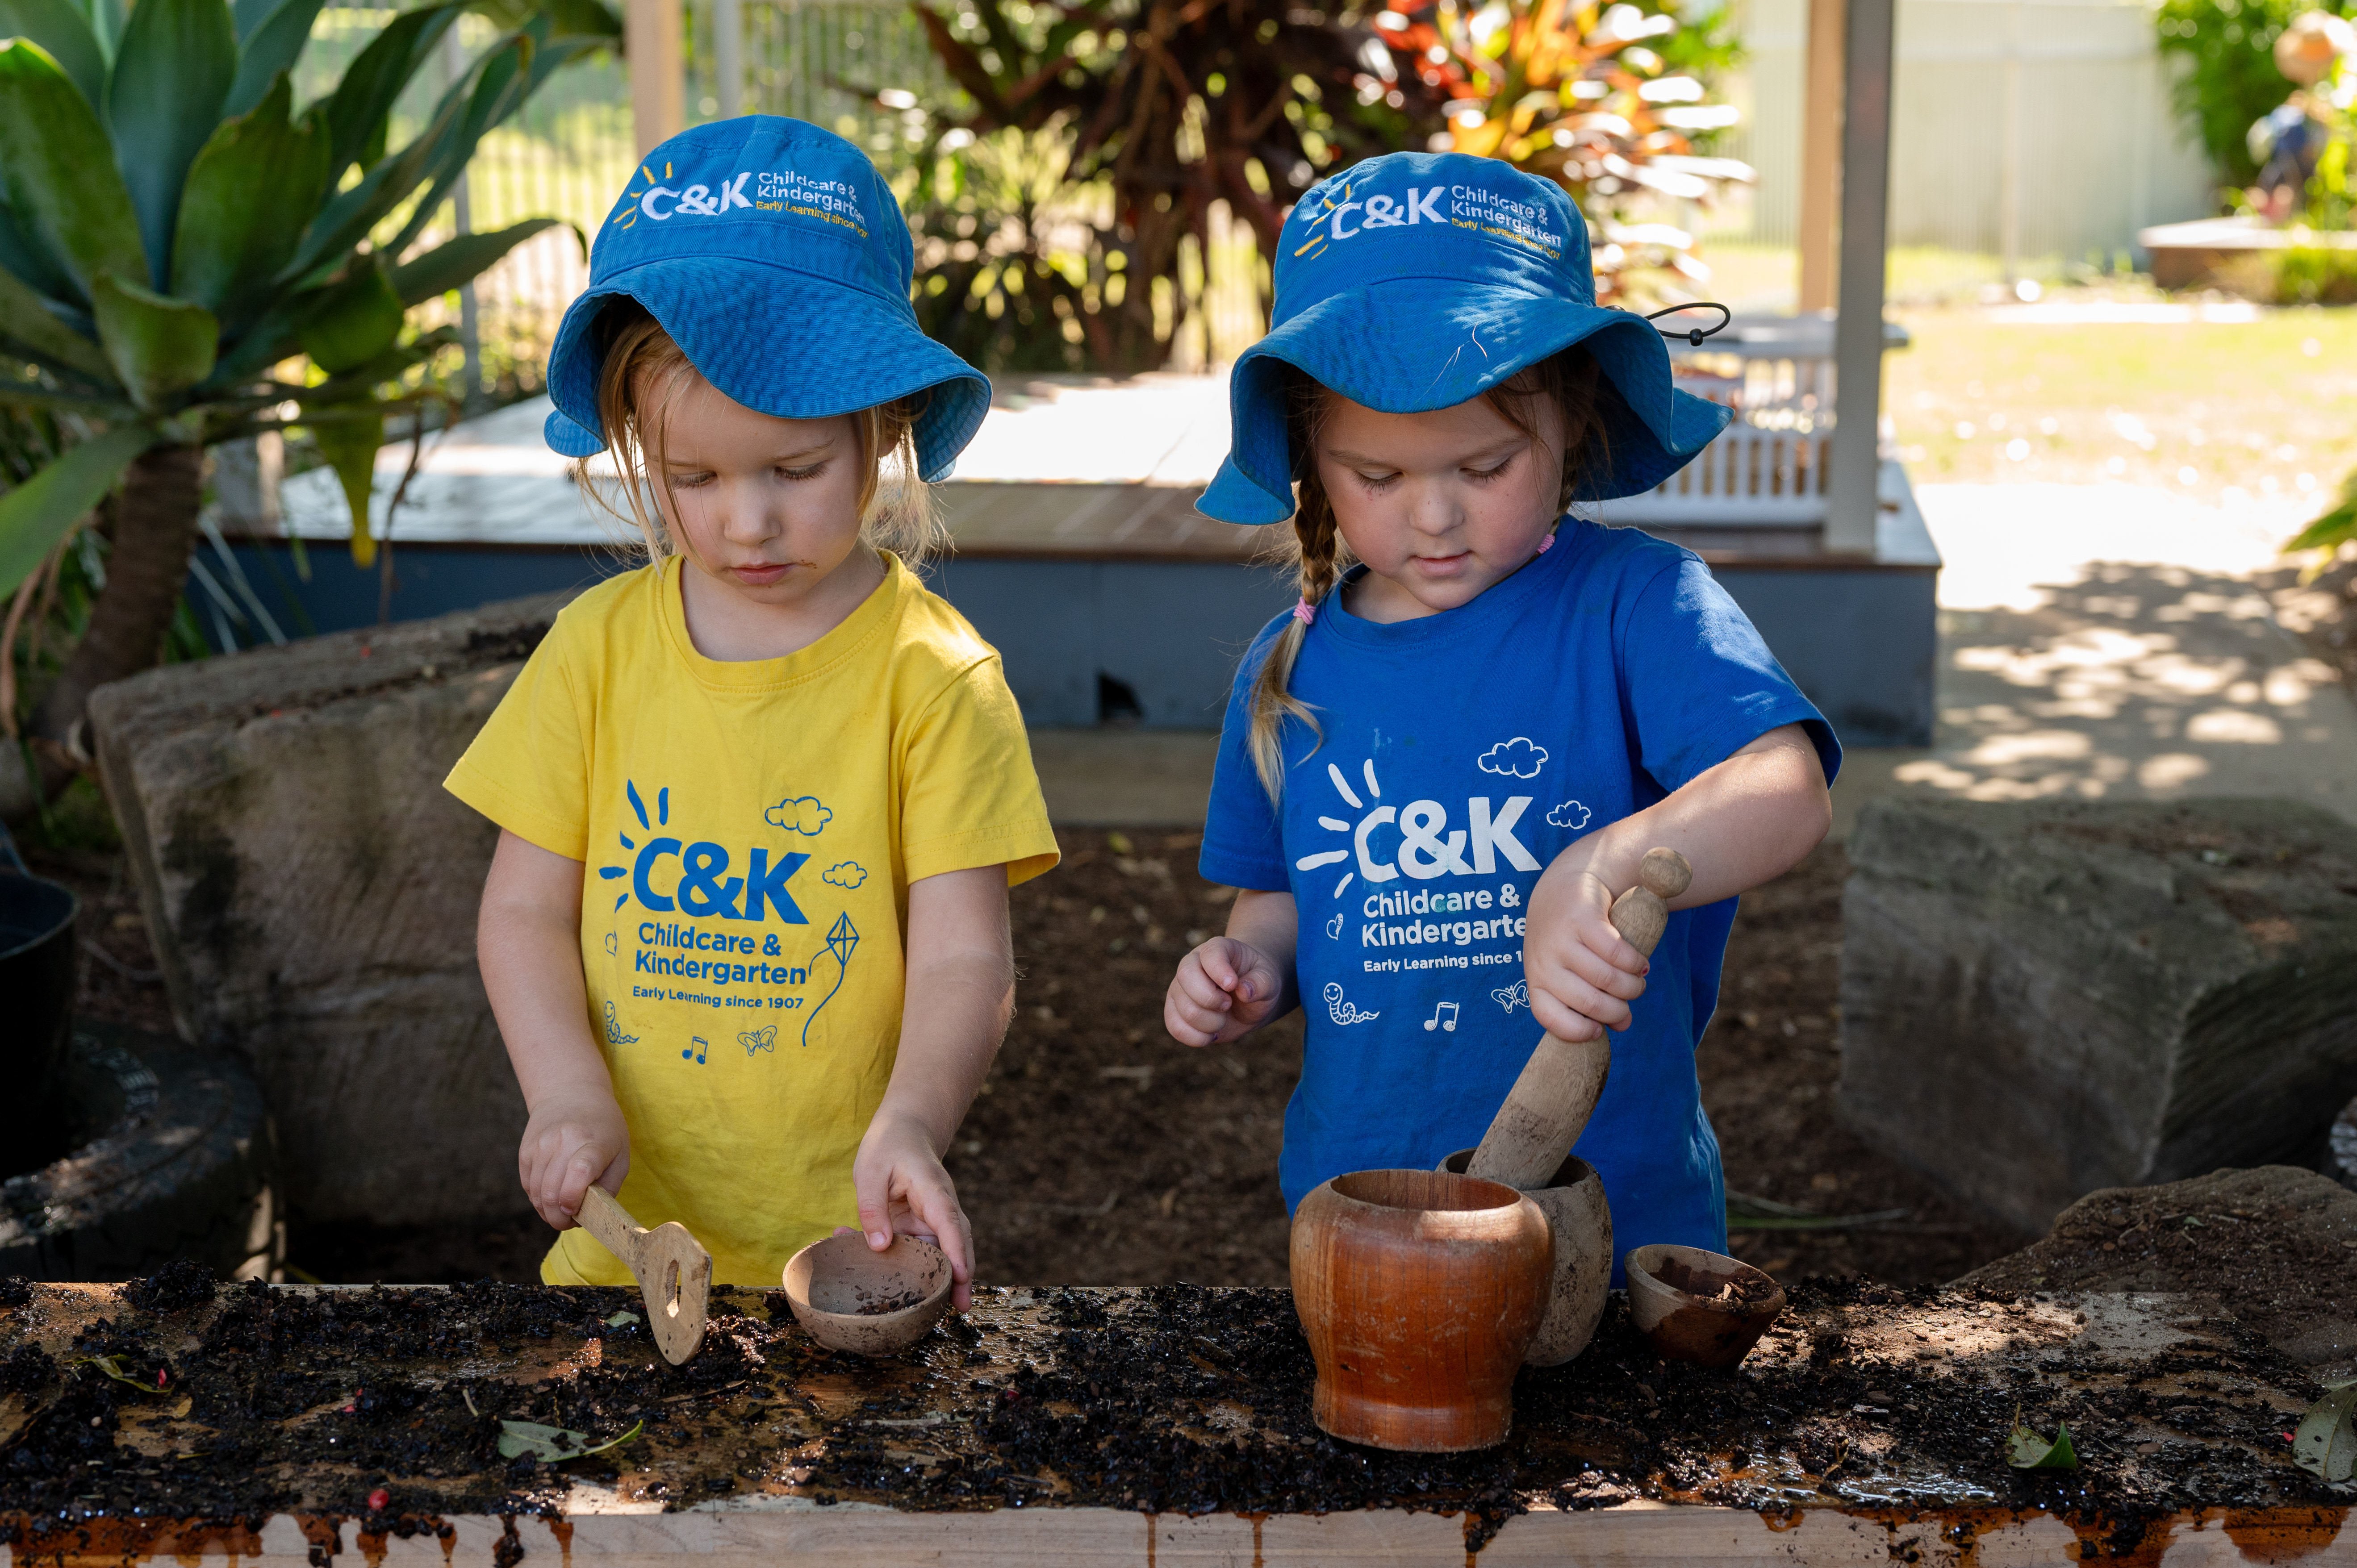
(1245, 370, 1352, 801)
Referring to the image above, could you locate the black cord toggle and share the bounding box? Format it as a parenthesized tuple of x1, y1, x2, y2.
(1645, 301, 1732, 347)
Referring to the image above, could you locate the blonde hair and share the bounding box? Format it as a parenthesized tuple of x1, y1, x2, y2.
(582, 300, 945, 568)
(1244, 347, 1613, 800)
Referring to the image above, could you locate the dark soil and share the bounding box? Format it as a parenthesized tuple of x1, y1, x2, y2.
(0, 1275, 2341, 1543)
(46, 829, 2034, 1291)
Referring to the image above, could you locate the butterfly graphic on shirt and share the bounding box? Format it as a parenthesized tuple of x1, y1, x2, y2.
(1492, 979, 1530, 1014)
(739, 1026, 777, 1056)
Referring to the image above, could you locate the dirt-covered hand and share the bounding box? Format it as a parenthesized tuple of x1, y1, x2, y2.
(852, 1112, 975, 1311)
(1165, 936, 1285, 1047)
(519, 1093, 630, 1231)
(1523, 856, 1649, 1042)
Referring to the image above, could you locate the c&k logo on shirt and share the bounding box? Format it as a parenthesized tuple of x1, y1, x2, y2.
(1289, 753, 1542, 900)
(595, 779, 814, 922)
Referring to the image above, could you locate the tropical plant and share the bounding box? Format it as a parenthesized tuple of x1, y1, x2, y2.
(2156, 0, 2353, 187)
(878, 0, 1454, 373)
(1403, 0, 1751, 303)
(0, 0, 611, 795)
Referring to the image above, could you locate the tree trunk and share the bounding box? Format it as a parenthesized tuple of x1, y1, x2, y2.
(29, 443, 204, 794)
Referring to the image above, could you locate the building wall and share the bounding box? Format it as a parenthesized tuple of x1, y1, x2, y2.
(1709, 0, 2220, 263)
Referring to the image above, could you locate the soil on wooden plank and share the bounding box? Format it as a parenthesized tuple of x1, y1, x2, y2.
(46, 830, 2034, 1290)
(0, 1272, 2344, 1545)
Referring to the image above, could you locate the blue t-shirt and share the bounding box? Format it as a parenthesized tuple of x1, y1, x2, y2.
(1200, 520, 1839, 1275)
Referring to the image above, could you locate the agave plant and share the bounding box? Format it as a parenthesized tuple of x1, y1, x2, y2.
(1396, 0, 1751, 301)
(0, 0, 607, 788)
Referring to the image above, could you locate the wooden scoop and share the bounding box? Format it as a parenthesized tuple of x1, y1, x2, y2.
(577, 1185, 712, 1365)
(1466, 848, 1692, 1191)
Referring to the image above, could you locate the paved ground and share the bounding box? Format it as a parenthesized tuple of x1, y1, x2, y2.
(1033, 482, 2357, 834)
(1831, 482, 2357, 833)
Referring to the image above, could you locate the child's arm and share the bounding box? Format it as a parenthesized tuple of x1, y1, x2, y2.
(851, 864, 1015, 1313)
(1524, 723, 1831, 1043)
(1164, 889, 1300, 1047)
(478, 829, 632, 1230)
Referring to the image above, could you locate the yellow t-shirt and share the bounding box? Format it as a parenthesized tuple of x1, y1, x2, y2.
(445, 551, 1057, 1288)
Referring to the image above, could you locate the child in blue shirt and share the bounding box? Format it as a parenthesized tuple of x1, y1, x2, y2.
(1162, 153, 1839, 1274)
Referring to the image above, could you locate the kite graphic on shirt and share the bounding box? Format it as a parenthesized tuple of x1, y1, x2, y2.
(800, 913, 860, 1048)
(1324, 982, 1379, 1025)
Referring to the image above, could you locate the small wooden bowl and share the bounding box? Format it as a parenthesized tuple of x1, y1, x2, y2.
(781, 1234, 954, 1356)
(1624, 1243, 1785, 1369)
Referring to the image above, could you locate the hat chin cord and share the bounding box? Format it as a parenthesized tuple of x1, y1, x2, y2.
(1643, 301, 1731, 349)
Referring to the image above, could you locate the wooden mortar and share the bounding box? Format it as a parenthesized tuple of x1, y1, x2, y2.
(1438, 1147, 1611, 1366)
(1289, 1168, 1552, 1453)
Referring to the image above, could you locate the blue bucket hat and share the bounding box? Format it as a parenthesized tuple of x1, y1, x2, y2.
(1200, 152, 1731, 525)
(543, 117, 989, 481)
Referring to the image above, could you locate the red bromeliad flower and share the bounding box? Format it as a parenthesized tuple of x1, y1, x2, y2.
(368, 1488, 391, 1512)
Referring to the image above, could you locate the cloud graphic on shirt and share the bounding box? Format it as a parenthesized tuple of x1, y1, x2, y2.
(823, 861, 868, 889)
(764, 796, 832, 834)
(1546, 799, 1591, 830)
(1476, 737, 1549, 779)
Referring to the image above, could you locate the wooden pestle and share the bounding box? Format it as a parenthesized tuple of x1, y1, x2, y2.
(1466, 848, 1693, 1191)
(577, 1185, 714, 1365)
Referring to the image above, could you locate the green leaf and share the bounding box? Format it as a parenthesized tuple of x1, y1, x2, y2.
(601, 1310, 639, 1326)
(284, 58, 479, 287)
(102, 0, 236, 288)
(0, 252, 110, 378)
(0, 37, 145, 304)
(92, 271, 217, 409)
(467, 0, 619, 38)
(305, 402, 381, 567)
(373, 33, 536, 263)
(0, 196, 80, 304)
(0, 421, 151, 597)
(80, 0, 121, 58)
(170, 74, 328, 328)
(221, 0, 322, 118)
(317, 2, 460, 181)
(0, 0, 105, 105)
(2286, 475, 2357, 557)
(230, 0, 284, 43)
(2293, 1381, 2357, 1485)
(386, 217, 565, 308)
(495, 1418, 643, 1462)
(296, 262, 401, 374)
(2004, 1409, 2079, 1470)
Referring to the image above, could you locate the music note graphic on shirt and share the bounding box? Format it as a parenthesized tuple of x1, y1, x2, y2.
(1423, 1001, 1459, 1033)
(681, 1036, 709, 1064)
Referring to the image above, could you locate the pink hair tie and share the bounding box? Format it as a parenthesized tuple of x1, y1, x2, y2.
(1293, 598, 1317, 626)
(1537, 532, 1556, 554)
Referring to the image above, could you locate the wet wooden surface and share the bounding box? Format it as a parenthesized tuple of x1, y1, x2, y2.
(1, 1282, 2349, 1566)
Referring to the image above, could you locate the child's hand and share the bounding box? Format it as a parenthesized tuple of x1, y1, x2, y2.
(850, 1112, 976, 1311)
(518, 1092, 631, 1231)
(1523, 859, 1650, 1043)
(1165, 937, 1285, 1046)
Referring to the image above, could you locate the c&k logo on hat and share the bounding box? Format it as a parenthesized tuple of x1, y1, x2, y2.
(1293, 175, 1566, 264)
(613, 159, 869, 241)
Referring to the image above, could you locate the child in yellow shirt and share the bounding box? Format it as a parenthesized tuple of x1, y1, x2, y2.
(445, 117, 1057, 1302)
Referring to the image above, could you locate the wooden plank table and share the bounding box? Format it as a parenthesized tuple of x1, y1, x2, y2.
(1, 1280, 2349, 1565)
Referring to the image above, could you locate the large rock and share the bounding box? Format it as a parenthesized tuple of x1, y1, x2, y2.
(1957, 1165, 2357, 1379)
(89, 593, 575, 1225)
(1838, 797, 2357, 1236)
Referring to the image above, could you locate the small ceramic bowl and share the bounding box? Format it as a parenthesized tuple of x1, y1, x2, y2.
(781, 1234, 954, 1355)
(1623, 1243, 1786, 1370)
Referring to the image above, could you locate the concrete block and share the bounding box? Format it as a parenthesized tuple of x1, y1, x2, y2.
(1837, 797, 2357, 1235)
(88, 593, 577, 1225)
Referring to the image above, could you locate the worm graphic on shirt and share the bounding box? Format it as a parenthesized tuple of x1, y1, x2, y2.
(1324, 983, 1379, 1026)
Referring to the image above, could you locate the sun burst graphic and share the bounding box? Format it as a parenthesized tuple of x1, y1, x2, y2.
(595, 779, 669, 911)
(1293, 757, 1387, 899)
